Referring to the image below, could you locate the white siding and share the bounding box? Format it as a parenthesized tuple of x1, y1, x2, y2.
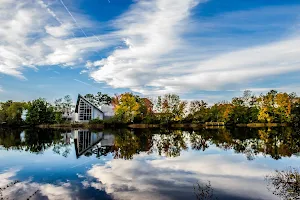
(75, 96, 105, 122)
(93, 108, 104, 120)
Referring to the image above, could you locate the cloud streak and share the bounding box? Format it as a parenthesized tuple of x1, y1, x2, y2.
(74, 79, 93, 86)
(59, 0, 88, 37)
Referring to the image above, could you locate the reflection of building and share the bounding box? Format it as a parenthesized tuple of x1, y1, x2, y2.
(61, 132, 73, 145)
(74, 130, 114, 158)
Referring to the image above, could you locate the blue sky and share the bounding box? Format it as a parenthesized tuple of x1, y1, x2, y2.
(1, 0, 300, 103)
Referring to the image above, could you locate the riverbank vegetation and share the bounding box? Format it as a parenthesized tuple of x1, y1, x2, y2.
(0, 90, 299, 127)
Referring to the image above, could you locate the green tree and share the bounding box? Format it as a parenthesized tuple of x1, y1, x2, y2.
(84, 92, 112, 107)
(186, 100, 208, 123)
(161, 94, 187, 122)
(0, 101, 28, 125)
(26, 98, 55, 125)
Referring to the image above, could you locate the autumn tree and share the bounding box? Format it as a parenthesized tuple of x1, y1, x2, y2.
(275, 93, 292, 123)
(114, 93, 140, 123)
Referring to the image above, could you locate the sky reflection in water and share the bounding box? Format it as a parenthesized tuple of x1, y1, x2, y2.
(0, 128, 300, 200)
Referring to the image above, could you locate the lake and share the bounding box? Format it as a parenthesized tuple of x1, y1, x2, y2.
(0, 127, 299, 200)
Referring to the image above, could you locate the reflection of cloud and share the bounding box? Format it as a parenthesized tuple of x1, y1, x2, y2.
(87, 151, 278, 200)
(0, 168, 19, 188)
(0, 169, 72, 200)
(40, 184, 72, 200)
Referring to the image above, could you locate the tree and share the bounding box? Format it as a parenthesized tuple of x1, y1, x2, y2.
(189, 100, 208, 115)
(26, 98, 55, 125)
(161, 94, 187, 122)
(53, 95, 74, 123)
(0, 101, 28, 125)
(114, 93, 140, 123)
(84, 92, 112, 107)
(275, 93, 292, 123)
(186, 100, 208, 123)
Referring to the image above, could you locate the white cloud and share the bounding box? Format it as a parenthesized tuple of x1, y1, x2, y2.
(0, 0, 112, 79)
(89, 0, 202, 93)
(2, 0, 300, 97)
(89, 0, 300, 95)
(45, 23, 73, 37)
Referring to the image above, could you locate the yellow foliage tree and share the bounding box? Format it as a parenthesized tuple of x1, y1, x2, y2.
(114, 93, 140, 123)
(275, 93, 292, 122)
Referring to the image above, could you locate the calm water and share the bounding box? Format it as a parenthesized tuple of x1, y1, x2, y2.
(0, 127, 299, 200)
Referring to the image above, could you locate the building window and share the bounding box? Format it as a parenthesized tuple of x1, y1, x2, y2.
(79, 99, 92, 121)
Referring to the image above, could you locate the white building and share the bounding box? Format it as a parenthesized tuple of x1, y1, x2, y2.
(74, 94, 105, 122)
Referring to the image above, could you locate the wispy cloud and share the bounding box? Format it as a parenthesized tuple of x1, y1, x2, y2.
(74, 79, 92, 86)
(88, 0, 300, 95)
(89, 0, 202, 94)
(0, 1, 112, 79)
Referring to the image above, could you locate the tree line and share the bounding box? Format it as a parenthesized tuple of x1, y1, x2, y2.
(0, 89, 299, 126)
(111, 90, 300, 125)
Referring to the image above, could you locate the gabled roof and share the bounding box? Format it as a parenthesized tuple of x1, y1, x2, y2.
(75, 94, 104, 113)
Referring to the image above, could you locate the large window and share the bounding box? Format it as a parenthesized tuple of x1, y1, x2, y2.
(79, 99, 92, 121)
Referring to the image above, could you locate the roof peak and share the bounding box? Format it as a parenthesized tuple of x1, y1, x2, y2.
(75, 94, 103, 113)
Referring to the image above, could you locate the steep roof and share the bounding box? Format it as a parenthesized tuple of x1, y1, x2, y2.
(75, 94, 104, 113)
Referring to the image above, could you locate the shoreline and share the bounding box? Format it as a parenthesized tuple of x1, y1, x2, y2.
(34, 122, 289, 129)
(1, 122, 290, 130)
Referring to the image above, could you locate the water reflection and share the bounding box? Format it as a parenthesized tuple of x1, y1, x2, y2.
(74, 130, 114, 159)
(1, 127, 300, 160)
(266, 167, 300, 200)
(0, 127, 300, 200)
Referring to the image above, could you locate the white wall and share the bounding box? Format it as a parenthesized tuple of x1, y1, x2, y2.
(100, 104, 114, 118)
(93, 108, 104, 120)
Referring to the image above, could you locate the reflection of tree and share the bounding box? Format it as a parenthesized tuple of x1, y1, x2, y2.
(266, 168, 300, 200)
(190, 131, 209, 151)
(113, 129, 141, 160)
(194, 181, 218, 200)
(258, 127, 300, 160)
(152, 130, 188, 157)
(1, 127, 300, 161)
(110, 129, 154, 160)
(0, 128, 72, 157)
(24, 129, 70, 156)
(0, 128, 23, 150)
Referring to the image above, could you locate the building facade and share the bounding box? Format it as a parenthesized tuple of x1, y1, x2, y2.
(75, 94, 104, 122)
